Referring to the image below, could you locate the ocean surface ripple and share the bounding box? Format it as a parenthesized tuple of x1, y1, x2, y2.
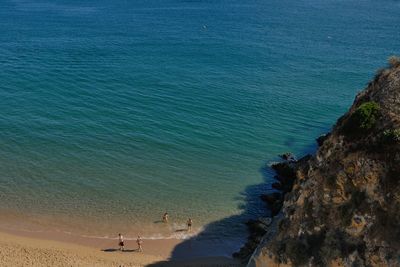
(0, 0, 399, 251)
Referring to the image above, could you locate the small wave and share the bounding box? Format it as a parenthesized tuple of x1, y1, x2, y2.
(0, 223, 202, 241)
(81, 227, 203, 241)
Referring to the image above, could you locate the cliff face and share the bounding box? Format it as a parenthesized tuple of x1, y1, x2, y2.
(251, 58, 400, 267)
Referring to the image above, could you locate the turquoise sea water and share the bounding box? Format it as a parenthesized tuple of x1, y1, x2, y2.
(0, 0, 399, 255)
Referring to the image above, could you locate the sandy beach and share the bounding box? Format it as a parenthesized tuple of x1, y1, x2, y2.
(0, 230, 242, 267)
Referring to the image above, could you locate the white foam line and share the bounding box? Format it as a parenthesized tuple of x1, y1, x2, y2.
(81, 228, 203, 241)
(0, 225, 204, 241)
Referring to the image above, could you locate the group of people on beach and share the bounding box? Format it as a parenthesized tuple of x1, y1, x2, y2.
(116, 212, 193, 252)
(118, 233, 142, 252)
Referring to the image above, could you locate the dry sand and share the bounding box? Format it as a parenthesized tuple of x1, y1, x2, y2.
(0, 230, 243, 267)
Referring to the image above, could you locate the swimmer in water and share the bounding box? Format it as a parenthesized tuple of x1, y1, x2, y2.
(163, 212, 169, 223)
(187, 218, 193, 232)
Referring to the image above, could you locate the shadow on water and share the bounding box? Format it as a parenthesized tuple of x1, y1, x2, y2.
(145, 164, 277, 267)
(146, 139, 320, 266)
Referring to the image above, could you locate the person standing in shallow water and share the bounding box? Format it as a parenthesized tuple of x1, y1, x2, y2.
(136, 235, 143, 252)
(187, 218, 193, 232)
(118, 233, 124, 251)
(163, 212, 169, 223)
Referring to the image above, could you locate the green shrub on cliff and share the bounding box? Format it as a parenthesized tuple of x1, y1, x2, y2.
(343, 101, 380, 135)
(383, 128, 400, 143)
(354, 102, 380, 130)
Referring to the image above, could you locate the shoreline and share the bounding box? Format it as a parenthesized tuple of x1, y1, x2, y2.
(0, 209, 207, 241)
(0, 226, 243, 266)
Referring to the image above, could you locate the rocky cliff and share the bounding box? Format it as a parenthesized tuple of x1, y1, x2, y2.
(248, 57, 400, 267)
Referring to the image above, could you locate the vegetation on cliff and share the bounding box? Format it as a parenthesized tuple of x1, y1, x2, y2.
(249, 57, 400, 267)
(342, 101, 380, 134)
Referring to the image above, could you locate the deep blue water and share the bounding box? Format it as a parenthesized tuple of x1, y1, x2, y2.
(0, 0, 399, 250)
